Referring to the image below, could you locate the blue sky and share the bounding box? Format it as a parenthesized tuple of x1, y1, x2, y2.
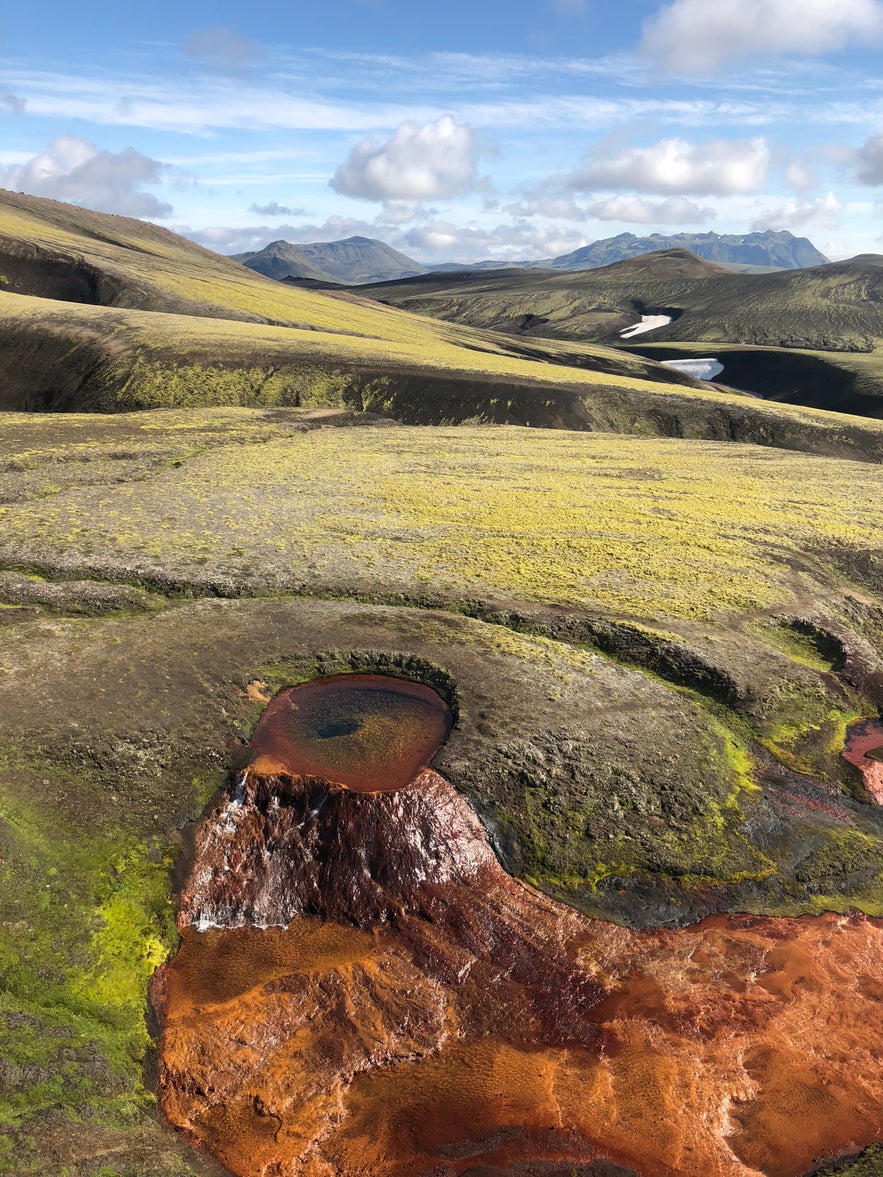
(3, 0, 883, 262)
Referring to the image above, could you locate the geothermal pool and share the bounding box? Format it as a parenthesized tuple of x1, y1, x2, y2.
(248, 673, 452, 792)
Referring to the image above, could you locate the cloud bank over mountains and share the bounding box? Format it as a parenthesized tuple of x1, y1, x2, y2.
(4, 0, 883, 262)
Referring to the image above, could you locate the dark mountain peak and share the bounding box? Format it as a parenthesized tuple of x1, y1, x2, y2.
(235, 234, 426, 285)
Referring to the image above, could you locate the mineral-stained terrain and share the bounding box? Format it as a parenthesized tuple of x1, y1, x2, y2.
(152, 681, 883, 1177)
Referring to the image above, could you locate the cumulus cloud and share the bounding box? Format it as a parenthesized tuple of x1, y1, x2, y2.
(567, 137, 769, 196)
(854, 131, 883, 184)
(0, 137, 171, 217)
(641, 0, 883, 73)
(751, 191, 844, 230)
(586, 194, 715, 223)
(184, 26, 259, 70)
(331, 115, 478, 202)
(248, 201, 305, 216)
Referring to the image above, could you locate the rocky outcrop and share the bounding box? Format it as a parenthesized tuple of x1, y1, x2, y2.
(178, 767, 499, 928)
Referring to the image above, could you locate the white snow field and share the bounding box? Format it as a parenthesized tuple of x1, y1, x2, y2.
(619, 314, 673, 338)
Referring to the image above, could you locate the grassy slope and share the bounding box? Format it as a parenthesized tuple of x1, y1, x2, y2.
(363, 251, 883, 351)
(0, 190, 728, 420)
(4, 191, 883, 444)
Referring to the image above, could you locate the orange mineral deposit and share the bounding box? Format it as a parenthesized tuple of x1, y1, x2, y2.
(153, 677, 883, 1177)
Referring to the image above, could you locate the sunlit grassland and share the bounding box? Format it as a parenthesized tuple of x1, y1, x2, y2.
(2, 421, 880, 622)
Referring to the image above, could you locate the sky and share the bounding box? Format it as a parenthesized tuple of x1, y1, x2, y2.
(3, 0, 883, 262)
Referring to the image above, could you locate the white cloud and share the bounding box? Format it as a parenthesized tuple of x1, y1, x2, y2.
(854, 130, 883, 184)
(382, 200, 424, 224)
(0, 137, 171, 217)
(187, 216, 384, 255)
(402, 218, 585, 262)
(751, 191, 844, 230)
(567, 137, 770, 196)
(504, 195, 589, 221)
(330, 116, 478, 201)
(641, 0, 883, 73)
(186, 213, 586, 265)
(586, 195, 715, 223)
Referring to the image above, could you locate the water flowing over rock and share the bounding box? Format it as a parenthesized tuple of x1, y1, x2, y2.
(153, 678, 883, 1177)
(179, 767, 498, 929)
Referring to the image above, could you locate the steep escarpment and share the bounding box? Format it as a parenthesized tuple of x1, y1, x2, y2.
(153, 675, 883, 1177)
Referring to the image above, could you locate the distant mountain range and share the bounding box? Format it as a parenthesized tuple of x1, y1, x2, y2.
(232, 230, 829, 286)
(546, 230, 829, 272)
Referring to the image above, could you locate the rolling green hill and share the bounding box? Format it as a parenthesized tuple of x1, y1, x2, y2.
(364, 249, 883, 351)
(362, 249, 883, 416)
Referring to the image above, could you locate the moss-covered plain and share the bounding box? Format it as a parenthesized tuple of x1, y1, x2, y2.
(0, 412, 882, 1173)
(1, 417, 881, 623)
(3, 192, 883, 1176)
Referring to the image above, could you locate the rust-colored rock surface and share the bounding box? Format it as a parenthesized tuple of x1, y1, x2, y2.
(843, 719, 883, 804)
(154, 680, 883, 1177)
